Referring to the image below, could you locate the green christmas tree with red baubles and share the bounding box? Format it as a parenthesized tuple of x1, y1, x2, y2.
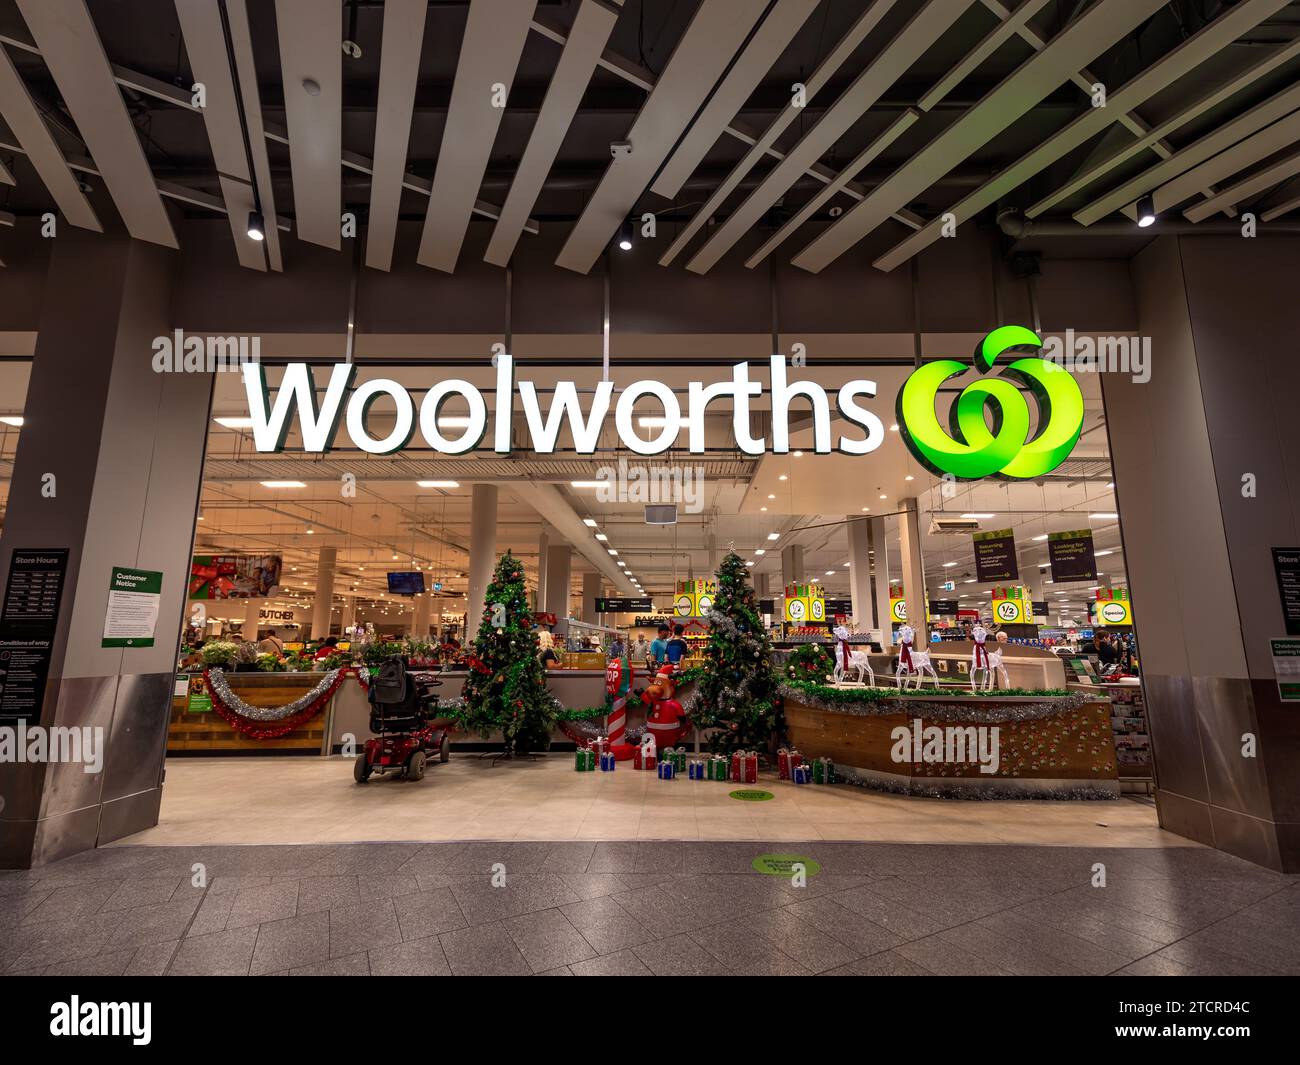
(693, 551, 782, 753)
(459, 551, 557, 755)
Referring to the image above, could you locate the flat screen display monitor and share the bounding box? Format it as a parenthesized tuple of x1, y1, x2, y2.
(386, 571, 426, 596)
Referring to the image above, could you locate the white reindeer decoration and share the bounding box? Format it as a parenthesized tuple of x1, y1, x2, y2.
(831, 625, 875, 686)
(894, 624, 939, 689)
(971, 646, 1010, 691)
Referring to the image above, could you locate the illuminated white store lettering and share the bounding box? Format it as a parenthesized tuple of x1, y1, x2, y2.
(240, 354, 885, 457)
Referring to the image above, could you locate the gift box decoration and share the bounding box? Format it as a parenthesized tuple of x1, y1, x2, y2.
(640, 732, 657, 763)
(574, 747, 596, 772)
(812, 756, 835, 785)
(590, 735, 608, 757)
(687, 758, 706, 780)
(707, 755, 729, 781)
(632, 748, 654, 770)
(793, 763, 812, 785)
(658, 745, 674, 763)
(599, 751, 617, 772)
(657, 760, 675, 780)
(777, 748, 804, 781)
(671, 748, 687, 773)
(730, 750, 758, 784)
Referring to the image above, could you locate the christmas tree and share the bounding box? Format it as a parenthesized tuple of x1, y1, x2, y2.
(694, 551, 782, 753)
(459, 551, 557, 755)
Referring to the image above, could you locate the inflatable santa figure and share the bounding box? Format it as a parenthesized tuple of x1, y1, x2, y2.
(896, 623, 916, 674)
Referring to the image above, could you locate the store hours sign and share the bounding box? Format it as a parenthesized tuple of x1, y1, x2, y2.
(240, 328, 1083, 480)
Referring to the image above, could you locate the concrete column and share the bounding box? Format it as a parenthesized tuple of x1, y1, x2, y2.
(848, 517, 873, 630)
(780, 543, 805, 589)
(1105, 234, 1300, 871)
(309, 547, 337, 640)
(898, 500, 928, 645)
(544, 544, 573, 624)
(535, 526, 549, 610)
(465, 484, 498, 639)
(582, 570, 602, 624)
(870, 516, 891, 634)
(0, 227, 211, 867)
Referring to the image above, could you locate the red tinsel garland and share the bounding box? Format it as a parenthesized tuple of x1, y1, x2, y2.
(203, 667, 361, 740)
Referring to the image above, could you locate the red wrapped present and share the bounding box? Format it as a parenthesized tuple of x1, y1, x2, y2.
(778, 748, 804, 781)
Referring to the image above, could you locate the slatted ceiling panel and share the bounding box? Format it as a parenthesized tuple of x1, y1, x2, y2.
(0, 157, 13, 185)
(873, 0, 1293, 272)
(417, 0, 536, 274)
(1152, 109, 1300, 216)
(273, 0, 342, 250)
(483, 0, 620, 269)
(173, 0, 265, 271)
(650, 0, 821, 201)
(14, 0, 174, 247)
(917, 0, 1052, 112)
(225, 0, 283, 272)
(1028, 36, 1300, 220)
(658, 0, 901, 269)
(792, 0, 1171, 275)
(745, 110, 921, 269)
(1184, 148, 1300, 223)
(365, 0, 428, 273)
(684, 0, 973, 277)
(555, 0, 770, 276)
(1073, 79, 1300, 226)
(1263, 190, 1300, 221)
(0, 43, 100, 231)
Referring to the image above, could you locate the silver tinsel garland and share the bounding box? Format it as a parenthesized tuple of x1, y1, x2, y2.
(206, 667, 345, 721)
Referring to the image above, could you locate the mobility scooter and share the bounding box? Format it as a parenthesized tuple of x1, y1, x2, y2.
(354, 654, 451, 783)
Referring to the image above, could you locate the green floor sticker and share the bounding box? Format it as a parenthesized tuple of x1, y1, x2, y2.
(729, 789, 774, 802)
(751, 854, 821, 877)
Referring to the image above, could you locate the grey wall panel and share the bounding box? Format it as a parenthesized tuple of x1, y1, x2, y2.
(1033, 260, 1138, 332)
(35, 675, 117, 820)
(1178, 237, 1300, 677)
(100, 672, 171, 803)
(0, 221, 51, 331)
(172, 221, 352, 334)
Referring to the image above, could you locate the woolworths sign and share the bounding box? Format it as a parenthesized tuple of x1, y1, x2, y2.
(240, 327, 1081, 479)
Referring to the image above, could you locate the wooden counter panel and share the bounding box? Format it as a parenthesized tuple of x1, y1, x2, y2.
(785, 698, 1118, 783)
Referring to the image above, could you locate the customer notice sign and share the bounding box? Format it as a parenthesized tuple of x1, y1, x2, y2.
(102, 566, 163, 648)
(1270, 638, 1300, 702)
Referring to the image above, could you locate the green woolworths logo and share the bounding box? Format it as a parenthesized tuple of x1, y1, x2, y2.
(897, 325, 1085, 480)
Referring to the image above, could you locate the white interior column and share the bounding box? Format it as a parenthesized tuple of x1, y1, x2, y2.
(870, 516, 891, 636)
(412, 591, 432, 638)
(848, 517, 873, 630)
(535, 525, 549, 610)
(582, 570, 602, 624)
(544, 544, 573, 624)
(898, 500, 928, 644)
(309, 547, 337, 640)
(780, 543, 805, 589)
(466, 484, 498, 638)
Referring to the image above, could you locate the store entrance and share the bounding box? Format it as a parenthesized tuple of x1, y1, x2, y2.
(146, 355, 1162, 849)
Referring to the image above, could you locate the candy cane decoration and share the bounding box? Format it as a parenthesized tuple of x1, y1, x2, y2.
(604, 658, 634, 747)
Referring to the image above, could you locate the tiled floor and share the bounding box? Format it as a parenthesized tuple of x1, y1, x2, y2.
(3, 840, 1296, 975)
(126, 754, 1179, 847)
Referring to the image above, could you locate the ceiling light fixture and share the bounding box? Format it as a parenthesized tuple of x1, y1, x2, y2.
(1136, 194, 1157, 228)
(246, 210, 265, 241)
(416, 480, 459, 488)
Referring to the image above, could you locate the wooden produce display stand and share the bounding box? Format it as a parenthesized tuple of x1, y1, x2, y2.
(169, 672, 335, 754)
(783, 686, 1120, 798)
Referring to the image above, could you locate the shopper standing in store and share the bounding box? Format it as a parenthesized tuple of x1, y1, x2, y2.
(650, 625, 669, 668)
(665, 624, 689, 670)
(633, 632, 649, 666)
(258, 630, 284, 656)
(1097, 632, 1118, 667)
